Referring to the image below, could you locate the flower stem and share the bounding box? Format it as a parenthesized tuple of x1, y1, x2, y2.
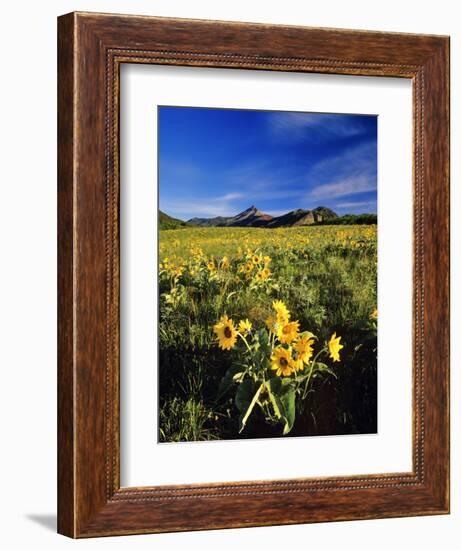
(237, 332, 252, 354)
(301, 347, 326, 400)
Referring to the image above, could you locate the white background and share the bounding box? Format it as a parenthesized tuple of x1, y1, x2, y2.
(0, 0, 458, 548)
(121, 65, 412, 486)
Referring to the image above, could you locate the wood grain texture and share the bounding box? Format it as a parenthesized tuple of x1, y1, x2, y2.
(57, 11, 450, 538)
(57, 12, 75, 538)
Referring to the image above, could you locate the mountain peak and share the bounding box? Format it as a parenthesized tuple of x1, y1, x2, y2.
(187, 205, 338, 228)
(230, 205, 272, 226)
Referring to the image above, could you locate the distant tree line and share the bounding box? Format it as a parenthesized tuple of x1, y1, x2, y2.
(314, 213, 377, 226)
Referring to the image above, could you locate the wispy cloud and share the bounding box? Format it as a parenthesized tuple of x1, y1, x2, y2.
(267, 112, 370, 143)
(198, 141, 378, 209)
(221, 192, 244, 201)
(334, 199, 377, 209)
(307, 175, 376, 200)
(308, 141, 376, 179)
(305, 141, 377, 202)
(161, 192, 244, 219)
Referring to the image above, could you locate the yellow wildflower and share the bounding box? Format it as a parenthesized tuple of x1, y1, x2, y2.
(294, 333, 315, 364)
(261, 267, 271, 279)
(272, 300, 290, 322)
(328, 332, 343, 362)
(213, 315, 237, 351)
(271, 347, 295, 377)
(173, 266, 184, 278)
(278, 320, 300, 344)
(265, 315, 280, 334)
(292, 358, 305, 372)
(238, 319, 252, 335)
(243, 262, 253, 274)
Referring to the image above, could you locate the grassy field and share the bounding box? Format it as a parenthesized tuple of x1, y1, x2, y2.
(158, 225, 377, 442)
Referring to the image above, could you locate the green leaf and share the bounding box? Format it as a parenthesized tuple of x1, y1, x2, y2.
(266, 377, 281, 396)
(216, 365, 245, 402)
(266, 383, 283, 420)
(314, 362, 338, 379)
(265, 378, 296, 434)
(279, 385, 296, 434)
(235, 378, 255, 413)
(239, 383, 264, 433)
(226, 291, 238, 302)
(257, 328, 270, 351)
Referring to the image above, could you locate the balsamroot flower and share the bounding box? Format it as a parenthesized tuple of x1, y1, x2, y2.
(328, 332, 343, 362)
(272, 300, 290, 322)
(213, 315, 237, 350)
(271, 346, 295, 377)
(238, 319, 252, 335)
(278, 320, 300, 344)
(294, 333, 315, 364)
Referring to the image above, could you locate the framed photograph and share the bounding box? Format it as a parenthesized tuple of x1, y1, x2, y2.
(58, 12, 450, 537)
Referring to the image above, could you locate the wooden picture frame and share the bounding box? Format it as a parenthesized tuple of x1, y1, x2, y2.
(57, 12, 450, 538)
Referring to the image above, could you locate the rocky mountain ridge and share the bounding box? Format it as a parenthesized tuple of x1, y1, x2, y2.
(187, 205, 338, 228)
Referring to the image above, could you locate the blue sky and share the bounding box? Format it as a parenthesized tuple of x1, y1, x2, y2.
(158, 106, 377, 220)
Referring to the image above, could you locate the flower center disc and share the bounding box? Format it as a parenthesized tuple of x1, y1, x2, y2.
(280, 357, 288, 367)
(224, 326, 232, 338)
